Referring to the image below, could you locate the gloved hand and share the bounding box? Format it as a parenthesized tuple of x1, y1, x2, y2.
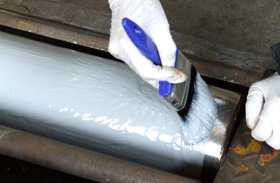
(108, 0, 186, 88)
(246, 73, 280, 149)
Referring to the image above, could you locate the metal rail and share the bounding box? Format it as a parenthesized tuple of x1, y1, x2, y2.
(0, 125, 198, 183)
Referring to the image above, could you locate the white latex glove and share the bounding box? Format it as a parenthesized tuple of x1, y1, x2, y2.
(108, 0, 186, 88)
(246, 73, 280, 149)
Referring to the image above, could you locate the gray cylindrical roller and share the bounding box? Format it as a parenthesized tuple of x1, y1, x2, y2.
(0, 31, 220, 179)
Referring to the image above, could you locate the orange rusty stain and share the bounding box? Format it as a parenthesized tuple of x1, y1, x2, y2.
(233, 139, 261, 155)
(258, 150, 280, 166)
(18, 21, 32, 27)
(220, 155, 225, 165)
(244, 131, 251, 135)
(236, 165, 249, 172)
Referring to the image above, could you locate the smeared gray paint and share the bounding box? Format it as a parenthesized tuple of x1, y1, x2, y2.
(0, 31, 224, 179)
(183, 73, 217, 144)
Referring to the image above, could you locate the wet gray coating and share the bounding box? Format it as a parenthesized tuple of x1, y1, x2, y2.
(0, 31, 222, 179)
(182, 73, 217, 144)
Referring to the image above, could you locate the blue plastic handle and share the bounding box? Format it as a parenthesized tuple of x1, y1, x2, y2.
(122, 18, 176, 97)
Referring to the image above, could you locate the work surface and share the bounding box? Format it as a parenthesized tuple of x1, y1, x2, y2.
(214, 119, 280, 183)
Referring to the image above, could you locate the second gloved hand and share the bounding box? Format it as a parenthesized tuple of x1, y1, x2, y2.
(108, 0, 186, 88)
(246, 73, 280, 149)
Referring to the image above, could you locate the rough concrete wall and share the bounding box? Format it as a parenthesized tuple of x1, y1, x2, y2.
(163, 0, 280, 56)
